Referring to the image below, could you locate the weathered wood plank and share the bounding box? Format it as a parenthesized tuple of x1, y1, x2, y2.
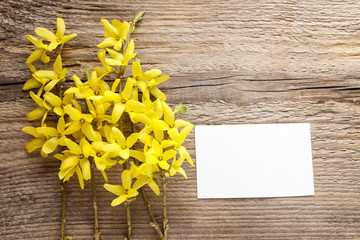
(1, 0, 360, 239)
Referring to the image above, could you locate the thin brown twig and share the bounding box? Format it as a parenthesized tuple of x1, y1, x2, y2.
(91, 159, 101, 240)
(60, 181, 67, 240)
(125, 202, 132, 240)
(140, 188, 166, 240)
(162, 176, 169, 239)
(56, 45, 68, 240)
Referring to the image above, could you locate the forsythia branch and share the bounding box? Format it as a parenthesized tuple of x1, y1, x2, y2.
(23, 11, 194, 240)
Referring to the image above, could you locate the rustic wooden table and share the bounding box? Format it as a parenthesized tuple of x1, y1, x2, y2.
(1, 0, 360, 239)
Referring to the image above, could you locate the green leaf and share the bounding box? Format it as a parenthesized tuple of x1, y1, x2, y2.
(133, 10, 146, 24)
(173, 103, 187, 115)
(84, 69, 91, 81)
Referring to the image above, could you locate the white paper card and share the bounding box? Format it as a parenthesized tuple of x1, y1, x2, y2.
(195, 123, 314, 198)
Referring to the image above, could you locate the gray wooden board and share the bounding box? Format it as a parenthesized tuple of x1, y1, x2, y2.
(1, 0, 360, 239)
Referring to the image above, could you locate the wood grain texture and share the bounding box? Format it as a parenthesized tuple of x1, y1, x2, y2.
(1, 0, 360, 239)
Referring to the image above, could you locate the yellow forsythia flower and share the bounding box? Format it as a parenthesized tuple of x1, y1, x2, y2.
(104, 170, 146, 206)
(25, 34, 50, 65)
(35, 17, 77, 51)
(31, 55, 67, 92)
(103, 127, 139, 160)
(26, 91, 50, 125)
(97, 19, 131, 51)
(57, 138, 92, 189)
(64, 105, 96, 141)
(43, 92, 73, 116)
(105, 40, 136, 67)
(145, 139, 176, 170)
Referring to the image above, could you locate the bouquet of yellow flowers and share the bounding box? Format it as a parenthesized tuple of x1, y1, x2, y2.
(23, 11, 193, 240)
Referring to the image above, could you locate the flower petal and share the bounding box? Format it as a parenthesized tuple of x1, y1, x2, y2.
(100, 19, 118, 37)
(152, 75, 170, 86)
(80, 138, 93, 158)
(106, 48, 123, 61)
(162, 101, 175, 125)
(122, 78, 135, 99)
(143, 69, 162, 81)
(61, 33, 77, 43)
(127, 189, 139, 198)
(81, 122, 96, 141)
(151, 139, 162, 156)
(167, 128, 181, 143)
(174, 119, 191, 128)
(30, 91, 45, 107)
(111, 78, 121, 92)
(178, 167, 187, 179)
(53, 54, 63, 74)
(44, 78, 60, 92)
(35, 27, 56, 42)
(119, 148, 130, 160)
(76, 165, 85, 189)
(124, 40, 135, 63)
(137, 81, 149, 99)
(129, 150, 145, 162)
(101, 170, 108, 182)
(121, 170, 131, 190)
(23, 77, 42, 91)
(103, 143, 120, 153)
(80, 158, 91, 180)
(126, 100, 146, 113)
(25, 138, 46, 153)
(56, 117, 66, 133)
(44, 92, 61, 107)
(105, 58, 123, 66)
(56, 18, 65, 38)
(64, 105, 82, 121)
(147, 180, 160, 195)
(146, 155, 158, 165)
(149, 86, 166, 101)
(36, 127, 58, 137)
(126, 133, 139, 148)
(104, 183, 124, 195)
(159, 160, 170, 170)
(42, 137, 59, 154)
(111, 127, 125, 144)
(111, 195, 127, 206)
(61, 155, 80, 170)
(65, 139, 82, 155)
(97, 37, 116, 49)
(26, 34, 41, 46)
(63, 121, 81, 135)
(27, 107, 46, 121)
(26, 48, 45, 64)
(112, 20, 129, 39)
(131, 61, 142, 78)
(112, 103, 125, 123)
(34, 71, 56, 85)
(163, 149, 176, 161)
(180, 146, 194, 166)
(22, 126, 42, 138)
(179, 124, 194, 142)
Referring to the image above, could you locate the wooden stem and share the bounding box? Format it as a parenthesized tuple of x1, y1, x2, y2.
(125, 202, 132, 240)
(141, 188, 166, 240)
(60, 181, 67, 240)
(162, 177, 169, 239)
(57, 48, 67, 240)
(91, 159, 101, 240)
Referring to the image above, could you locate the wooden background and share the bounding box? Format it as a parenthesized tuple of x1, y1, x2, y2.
(1, 0, 360, 239)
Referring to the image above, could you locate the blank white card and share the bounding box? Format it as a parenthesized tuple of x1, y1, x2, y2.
(195, 123, 314, 198)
